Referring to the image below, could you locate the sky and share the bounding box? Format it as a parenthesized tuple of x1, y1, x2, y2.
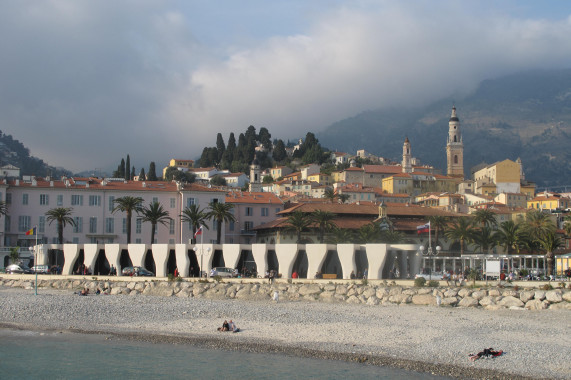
(1, 0, 571, 173)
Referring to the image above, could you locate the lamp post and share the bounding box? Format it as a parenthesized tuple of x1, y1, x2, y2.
(419, 244, 441, 281)
(193, 245, 211, 278)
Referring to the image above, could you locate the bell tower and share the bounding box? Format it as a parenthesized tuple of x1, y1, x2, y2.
(446, 106, 464, 178)
(402, 137, 412, 173)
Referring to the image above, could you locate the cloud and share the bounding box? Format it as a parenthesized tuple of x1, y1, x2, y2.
(0, 1, 570, 172)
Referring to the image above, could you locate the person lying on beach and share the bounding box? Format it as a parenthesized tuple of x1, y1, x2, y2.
(79, 288, 89, 296)
(469, 348, 503, 361)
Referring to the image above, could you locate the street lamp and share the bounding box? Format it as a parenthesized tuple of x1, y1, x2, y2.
(419, 244, 441, 281)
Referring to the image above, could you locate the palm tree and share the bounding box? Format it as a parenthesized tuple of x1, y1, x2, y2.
(285, 210, 312, 243)
(521, 210, 556, 242)
(311, 210, 337, 243)
(140, 201, 172, 244)
(538, 231, 562, 277)
(428, 215, 448, 246)
(326, 227, 354, 244)
(338, 194, 350, 204)
(9, 247, 19, 264)
(112, 196, 144, 244)
(323, 188, 337, 203)
(472, 226, 497, 254)
(357, 223, 380, 243)
(495, 220, 522, 255)
(472, 209, 498, 228)
(180, 204, 209, 243)
(45, 207, 76, 244)
(379, 230, 403, 243)
(206, 202, 236, 244)
(445, 217, 475, 255)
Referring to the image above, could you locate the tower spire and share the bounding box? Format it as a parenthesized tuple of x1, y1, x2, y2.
(446, 105, 464, 178)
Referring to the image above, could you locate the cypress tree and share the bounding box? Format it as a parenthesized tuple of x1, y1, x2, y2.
(272, 139, 287, 162)
(139, 168, 146, 181)
(120, 158, 126, 178)
(131, 166, 136, 180)
(125, 155, 131, 180)
(147, 162, 158, 181)
(216, 133, 226, 162)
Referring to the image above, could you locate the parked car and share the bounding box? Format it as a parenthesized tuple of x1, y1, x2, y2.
(414, 272, 444, 280)
(210, 267, 237, 278)
(122, 266, 154, 277)
(6, 264, 33, 274)
(31, 265, 50, 274)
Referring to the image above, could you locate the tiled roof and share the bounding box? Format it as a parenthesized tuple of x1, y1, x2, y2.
(226, 192, 283, 204)
(362, 165, 402, 174)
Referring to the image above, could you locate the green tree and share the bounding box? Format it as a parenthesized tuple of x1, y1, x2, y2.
(472, 209, 497, 228)
(147, 162, 158, 181)
(258, 127, 272, 149)
(428, 215, 448, 246)
(140, 201, 172, 244)
(125, 155, 131, 180)
(210, 175, 227, 187)
(327, 227, 354, 244)
(112, 196, 144, 243)
(311, 210, 337, 243)
(379, 230, 403, 244)
(138, 168, 146, 181)
(495, 220, 522, 255)
(164, 167, 196, 183)
(216, 133, 226, 162)
(10, 247, 19, 264)
(181, 204, 210, 243)
(245, 125, 257, 144)
(206, 202, 236, 244)
(272, 139, 287, 162)
(45, 207, 76, 244)
(357, 223, 381, 243)
(338, 194, 350, 204)
(538, 231, 562, 277)
(445, 217, 475, 255)
(131, 166, 136, 180)
(323, 188, 337, 203)
(262, 175, 273, 184)
(472, 226, 497, 254)
(521, 210, 556, 242)
(285, 210, 312, 243)
(221, 132, 236, 169)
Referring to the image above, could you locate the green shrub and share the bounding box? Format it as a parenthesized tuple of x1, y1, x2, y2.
(213, 275, 222, 283)
(414, 277, 426, 287)
(541, 283, 553, 291)
(427, 280, 440, 287)
(361, 279, 368, 286)
(167, 274, 175, 282)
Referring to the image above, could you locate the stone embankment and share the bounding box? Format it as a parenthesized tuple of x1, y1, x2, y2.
(2, 276, 570, 310)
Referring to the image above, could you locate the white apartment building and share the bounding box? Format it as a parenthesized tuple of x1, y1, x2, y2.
(4, 177, 227, 247)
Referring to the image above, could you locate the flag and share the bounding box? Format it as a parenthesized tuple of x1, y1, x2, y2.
(416, 223, 430, 234)
(194, 226, 203, 238)
(26, 227, 36, 236)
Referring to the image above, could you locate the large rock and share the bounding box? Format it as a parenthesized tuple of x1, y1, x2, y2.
(471, 290, 487, 300)
(335, 285, 348, 295)
(458, 297, 479, 307)
(519, 291, 535, 303)
(388, 294, 411, 304)
(346, 295, 362, 304)
(458, 288, 472, 297)
(562, 292, 571, 302)
(525, 299, 549, 310)
(534, 291, 546, 300)
(362, 287, 376, 298)
(376, 288, 389, 299)
(389, 287, 403, 296)
(545, 290, 562, 303)
(444, 289, 458, 297)
(501, 289, 518, 297)
(366, 296, 379, 305)
(479, 296, 495, 307)
(488, 289, 501, 297)
(441, 297, 459, 306)
(498, 296, 524, 308)
(412, 294, 435, 305)
(299, 284, 322, 296)
(549, 302, 571, 310)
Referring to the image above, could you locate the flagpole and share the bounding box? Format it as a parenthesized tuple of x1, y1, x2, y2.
(200, 225, 204, 278)
(34, 226, 38, 296)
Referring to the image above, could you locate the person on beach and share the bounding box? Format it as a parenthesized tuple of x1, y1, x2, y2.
(469, 348, 503, 361)
(174, 267, 179, 278)
(79, 288, 89, 296)
(292, 271, 298, 279)
(228, 320, 240, 333)
(350, 270, 356, 279)
(217, 320, 230, 331)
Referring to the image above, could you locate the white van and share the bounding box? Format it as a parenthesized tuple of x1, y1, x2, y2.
(211, 267, 236, 278)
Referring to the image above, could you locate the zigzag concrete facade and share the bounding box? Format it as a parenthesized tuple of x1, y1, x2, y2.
(34, 243, 421, 280)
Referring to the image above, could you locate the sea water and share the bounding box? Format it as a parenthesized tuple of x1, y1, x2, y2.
(0, 329, 451, 380)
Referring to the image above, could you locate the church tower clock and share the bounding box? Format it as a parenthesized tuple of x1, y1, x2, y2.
(446, 106, 464, 178)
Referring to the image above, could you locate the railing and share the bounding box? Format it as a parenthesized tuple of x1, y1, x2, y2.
(240, 229, 257, 236)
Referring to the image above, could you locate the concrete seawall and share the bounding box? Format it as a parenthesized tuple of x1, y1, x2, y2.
(2, 275, 570, 310)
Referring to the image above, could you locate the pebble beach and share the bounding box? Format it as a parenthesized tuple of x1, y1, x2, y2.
(1, 286, 569, 379)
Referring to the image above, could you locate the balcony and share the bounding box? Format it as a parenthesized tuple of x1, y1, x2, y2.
(240, 229, 257, 236)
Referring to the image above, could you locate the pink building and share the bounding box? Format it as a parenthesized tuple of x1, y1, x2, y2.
(3, 177, 226, 247)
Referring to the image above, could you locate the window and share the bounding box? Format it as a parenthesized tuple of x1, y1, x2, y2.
(71, 195, 83, 206)
(109, 196, 115, 211)
(72, 237, 79, 244)
(89, 195, 101, 206)
(89, 217, 97, 233)
(170, 198, 176, 208)
(73, 217, 83, 233)
(122, 218, 127, 234)
(136, 219, 142, 234)
(275, 208, 281, 214)
(6, 193, 11, 204)
(18, 215, 31, 232)
(135, 238, 141, 243)
(245, 207, 253, 216)
(244, 221, 254, 231)
(169, 219, 175, 234)
(229, 221, 235, 231)
(4, 215, 10, 232)
(105, 218, 114, 233)
(40, 194, 49, 205)
(187, 198, 196, 207)
(261, 207, 269, 216)
(39, 216, 45, 233)
(211, 198, 219, 204)
(152, 197, 158, 204)
(57, 194, 63, 206)
(169, 239, 175, 244)
(23, 194, 29, 205)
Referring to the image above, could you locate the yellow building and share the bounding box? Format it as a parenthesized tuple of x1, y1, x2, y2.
(307, 173, 331, 186)
(382, 172, 456, 196)
(270, 166, 293, 180)
(162, 159, 194, 178)
(527, 194, 571, 211)
(472, 159, 535, 196)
